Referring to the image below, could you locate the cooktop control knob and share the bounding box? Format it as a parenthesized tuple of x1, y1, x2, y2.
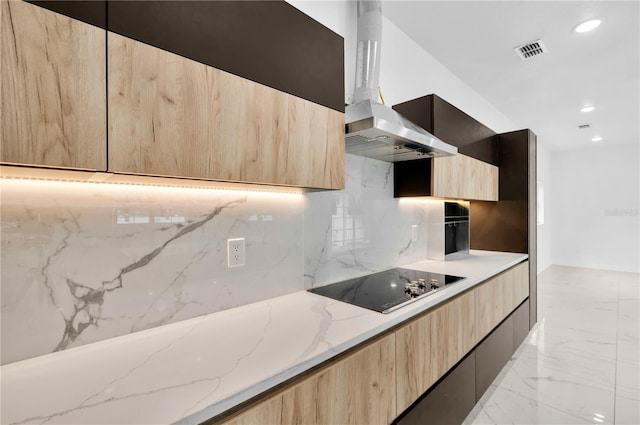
(430, 278, 440, 289)
(417, 278, 426, 289)
(404, 282, 414, 294)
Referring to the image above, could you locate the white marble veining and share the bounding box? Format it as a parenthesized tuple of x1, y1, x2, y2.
(0, 179, 304, 364)
(304, 154, 431, 288)
(464, 266, 640, 425)
(0, 250, 527, 425)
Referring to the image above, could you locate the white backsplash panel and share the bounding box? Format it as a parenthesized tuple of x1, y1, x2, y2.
(1, 154, 435, 364)
(0, 179, 303, 364)
(304, 154, 430, 288)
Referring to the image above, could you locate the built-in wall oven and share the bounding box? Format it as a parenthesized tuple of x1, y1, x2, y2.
(427, 201, 470, 260)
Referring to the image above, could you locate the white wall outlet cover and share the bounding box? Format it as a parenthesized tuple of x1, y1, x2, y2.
(227, 238, 245, 268)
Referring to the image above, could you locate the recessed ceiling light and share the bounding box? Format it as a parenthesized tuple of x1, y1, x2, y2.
(581, 106, 596, 112)
(575, 19, 602, 33)
(592, 136, 603, 142)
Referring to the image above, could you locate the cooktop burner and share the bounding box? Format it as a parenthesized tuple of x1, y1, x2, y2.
(308, 268, 465, 314)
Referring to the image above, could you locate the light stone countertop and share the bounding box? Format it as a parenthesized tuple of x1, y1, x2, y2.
(0, 250, 527, 425)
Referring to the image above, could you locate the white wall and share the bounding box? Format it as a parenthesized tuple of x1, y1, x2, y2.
(537, 141, 552, 273)
(550, 144, 640, 273)
(286, 0, 518, 133)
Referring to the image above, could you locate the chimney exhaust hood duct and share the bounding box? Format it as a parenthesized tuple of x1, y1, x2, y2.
(345, 0, 457, 162)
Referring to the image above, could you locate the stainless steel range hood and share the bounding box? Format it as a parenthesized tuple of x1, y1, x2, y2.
(346, 100, 457, 162)
(345, 0, 457, 162)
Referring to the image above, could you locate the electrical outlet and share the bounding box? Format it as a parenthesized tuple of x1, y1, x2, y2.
(227, 238, 245, 268)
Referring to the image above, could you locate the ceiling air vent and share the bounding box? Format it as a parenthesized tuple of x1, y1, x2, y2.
(514, 39, 548, 61)
(578, 124, 591, 129)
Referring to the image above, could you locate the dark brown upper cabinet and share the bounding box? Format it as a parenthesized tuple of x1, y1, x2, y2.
(393, 94, 498, 165)
(392, 95, 499, 200)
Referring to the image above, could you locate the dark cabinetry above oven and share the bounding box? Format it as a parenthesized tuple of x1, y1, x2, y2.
(393, 94, 498, 165)
(392, 94, 537, 328)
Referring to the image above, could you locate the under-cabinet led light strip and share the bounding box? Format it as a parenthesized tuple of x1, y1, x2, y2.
(0, 166, 305, 196)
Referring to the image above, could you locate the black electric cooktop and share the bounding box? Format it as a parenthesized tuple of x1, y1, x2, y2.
(308, 268, 465, 314)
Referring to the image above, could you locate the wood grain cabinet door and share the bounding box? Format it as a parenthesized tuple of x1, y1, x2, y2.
(281, 334, 396, 425)
(107, 33, 344, 189)
(475, 261, 529, 340)
(1, 0, 106, 170)
(432, 154, 498, 201)
(395, 290, 475, 414)
(219, 395, 283, 425)
(512, 261, 530, 308)
(395, 311, 433, 413)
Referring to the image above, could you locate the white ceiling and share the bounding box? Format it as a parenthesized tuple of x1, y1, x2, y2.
(382, 1, 640, 151)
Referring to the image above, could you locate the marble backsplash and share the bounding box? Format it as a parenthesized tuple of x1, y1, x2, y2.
(1, 154, 432, 364)
(0, 179, 304, 365)
(304, 154, 430, 288)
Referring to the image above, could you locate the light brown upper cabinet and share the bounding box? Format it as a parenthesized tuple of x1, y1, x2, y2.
(0, 1, 106, 170)
(395, 153, 498, 201)
(107, 34, 345, 189)
(432, 154, 499, 201)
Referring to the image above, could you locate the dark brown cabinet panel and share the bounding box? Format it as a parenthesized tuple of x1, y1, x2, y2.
(395, 352, 476, 425)
(393, 94, 498, 165)
(512, 299, 531, 349)
(25, 1, 106, 28)
(394, 159, 432, 197)
(475, 315, 514, 400)
(471, 129, 537, 328)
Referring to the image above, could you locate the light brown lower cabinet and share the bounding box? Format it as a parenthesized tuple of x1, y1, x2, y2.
(107, 33, 345, 190)
(475, 261, 529, 338)
(395, 290, 475, 413)
(216, 261, 528, 425)
(1, 0, 106, 170)
(221, 396, 283, 425)
(219, 333, 396, 425)
(432, 154, 498, 201)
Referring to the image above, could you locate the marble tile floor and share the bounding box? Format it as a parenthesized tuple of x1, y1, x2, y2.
(464, 265, 640, 425)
